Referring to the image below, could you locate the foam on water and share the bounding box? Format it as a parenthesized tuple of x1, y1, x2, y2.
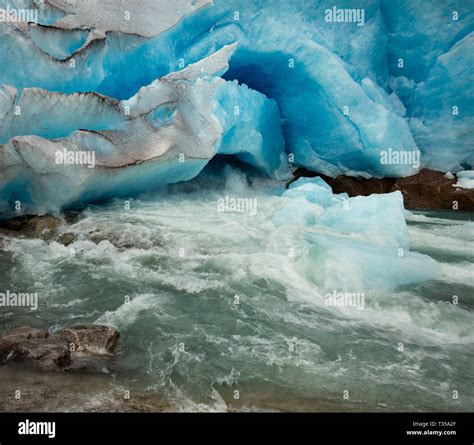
(0, 167, 472, 412)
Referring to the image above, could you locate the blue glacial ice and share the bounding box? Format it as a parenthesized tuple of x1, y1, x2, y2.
(383, 0, 474, 172)
(276, 177, 409, 249)
(0, 0, 473, 216)
(273, 177, 439, 290)
(0, 44, 286, 216)
(455, 170, 474, 189)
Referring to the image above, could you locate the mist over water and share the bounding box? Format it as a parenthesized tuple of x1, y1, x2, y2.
(0, 166, 473, 412)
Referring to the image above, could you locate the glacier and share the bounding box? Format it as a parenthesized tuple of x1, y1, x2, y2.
(1, 0, 472, 415)
(0, 0, 473, 216)
(0, 44, 286, 216)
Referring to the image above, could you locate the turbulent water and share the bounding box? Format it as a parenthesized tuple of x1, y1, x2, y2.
(0, 166, 473, 412)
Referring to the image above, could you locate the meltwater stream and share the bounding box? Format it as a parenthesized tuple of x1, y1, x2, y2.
(0, 167, 473, 412)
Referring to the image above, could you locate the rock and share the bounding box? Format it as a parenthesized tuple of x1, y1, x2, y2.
(0, 338, 18, 364)
(14, 338, 71, 370)
(292, 168, 474, 211)
(320, 175, 396, 197)
(0, 215, 33, 231)
(57, 233, 76, 246)
(0, 326, 49, 342)
(0, 215, 62, 240)
(0, 325, 120, 373)
(0, 327, 49, 364)
(392, 170, 474, 210)
(64, 210, 83, 225)
(88, 231, 107, 245)
(60, 325, 120, 354)
(24, 215, 62, 240)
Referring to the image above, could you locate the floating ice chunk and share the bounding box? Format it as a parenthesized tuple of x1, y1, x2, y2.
(274, 177, 438, 291)
(276, 177, 409, 249)
(285, 177, 347, 208)
(318, 192, 409, 249)
(272, 199, 319, 228)
(302, 234, 439, 292)
(289, 177, 333, 191)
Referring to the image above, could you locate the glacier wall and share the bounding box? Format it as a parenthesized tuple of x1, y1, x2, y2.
(0, 0, 473, 215)
(0, 44, 286, 216)
(382, 0, 474, 172)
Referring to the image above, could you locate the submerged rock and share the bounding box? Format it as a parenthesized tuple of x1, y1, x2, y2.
(57, 232, 76, 246)
(60, 325, 120, 354)
(63, 210, 83, 225)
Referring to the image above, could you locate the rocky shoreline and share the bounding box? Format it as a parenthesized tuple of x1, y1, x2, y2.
(0, 325, 177, 412)
(0, 325, 120, 372)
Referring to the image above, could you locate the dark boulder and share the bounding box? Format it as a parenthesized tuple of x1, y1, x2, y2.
(14, 338, 71, 370)
(24, 215, 62, 240)
(0, 325, 120, 373)
(0, 326, 49, 342)
(0, 215, 62, 240)
(0, 215, 33, 231)
(391, 170, 474, 210)
(63, 210, 83, 225)
(0, 327, 49, 364)
(60, 325, 120, 354)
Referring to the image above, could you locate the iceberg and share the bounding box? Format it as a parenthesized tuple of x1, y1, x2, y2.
(277, 177, 409, 249)
(274, 177, 439, 291)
